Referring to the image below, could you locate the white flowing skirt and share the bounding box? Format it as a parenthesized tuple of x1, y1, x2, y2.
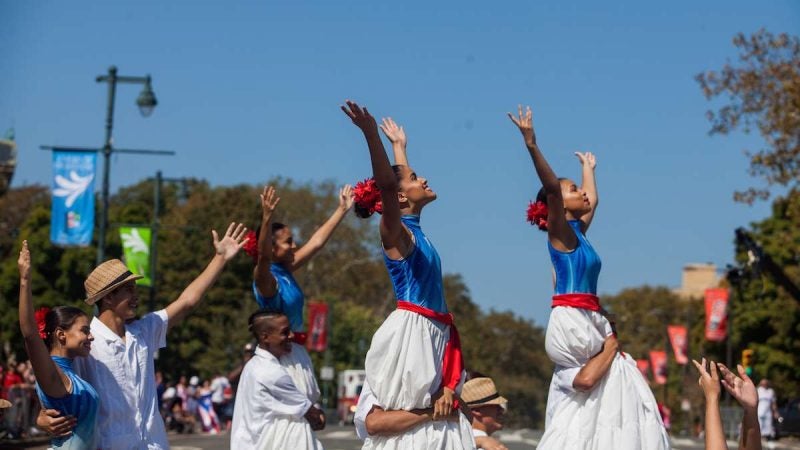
(280, 343, 321, 404)
(538, 306, 671, 450)
(360, 309, 475, 450)
(256, 416, 322, 450)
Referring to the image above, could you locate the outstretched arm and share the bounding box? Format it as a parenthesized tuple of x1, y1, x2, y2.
(18, 241, 69, 398)
(717, 364, 762, 450)
(693, 359, 728, 450)
(380, 117, 408, 167)
(508, 105, 576, 251)
(572, 334, 618, 392)
(575, 152, 598, 233)
(166, 223, 248, 329)
(365, 406, 458, 436)
(291, 185, 354, 271)
(342, 100, 412, 256)
(253, 186, 280, 297)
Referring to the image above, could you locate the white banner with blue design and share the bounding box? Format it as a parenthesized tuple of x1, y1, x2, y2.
(50, 150, 96, 246)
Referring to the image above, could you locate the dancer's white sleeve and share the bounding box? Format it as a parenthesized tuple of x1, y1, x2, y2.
(354, 382, 382, 441)
(552, 364, 582, 393)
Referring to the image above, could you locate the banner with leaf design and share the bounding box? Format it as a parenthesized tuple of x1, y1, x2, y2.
(120, 227, 152, 286)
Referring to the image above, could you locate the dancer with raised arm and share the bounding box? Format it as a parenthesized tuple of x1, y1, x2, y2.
(342, 102, 474, 450)
(18, 240, 97, 449)
(248, 183, 353, 413)
(508, 105, 670, 449)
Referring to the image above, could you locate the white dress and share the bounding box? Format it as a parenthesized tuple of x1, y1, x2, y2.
(281, 342, 321, 404)
(538, 306, 671, 450)
(354, 309, 476, 450)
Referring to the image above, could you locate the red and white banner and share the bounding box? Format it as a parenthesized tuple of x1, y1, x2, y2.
(667, 325, 689, 365)
(306, 302, 329, 352)
(649, 350, 668, 385)
(704, 288, 729, 342)
(636, 359, 650, 380)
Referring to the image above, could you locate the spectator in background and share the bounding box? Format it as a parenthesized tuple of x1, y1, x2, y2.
(757, 379, 778, 441)
(210, 372, 231, 426)
(462, 376, 508, 450)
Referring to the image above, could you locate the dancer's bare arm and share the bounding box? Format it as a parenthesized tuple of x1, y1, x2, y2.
(291, 185, 354, 270)
(693, 359, 728, 450)
(508, 105, 576, 251)
(166, 223, 247, 328)
(365, 406, 456, 436)
(253, 186, 280, 297)
(717, 363, 762, 450)
(380, 117, 408, 166)
(342, 100, 412, 256)
(574, 152, 598, 233)
(572, 334, 618, 392)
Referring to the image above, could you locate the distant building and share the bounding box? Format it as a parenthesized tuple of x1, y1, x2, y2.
(675, 263, 720, 300)
(0, 133, 17, 197)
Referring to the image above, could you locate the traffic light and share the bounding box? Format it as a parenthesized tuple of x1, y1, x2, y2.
(742, 349, 754, 376)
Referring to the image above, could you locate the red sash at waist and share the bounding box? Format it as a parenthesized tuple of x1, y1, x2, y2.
(291, 331, 308, 346)
(396, 301, 463, 403)
(551, 293, 601, 312)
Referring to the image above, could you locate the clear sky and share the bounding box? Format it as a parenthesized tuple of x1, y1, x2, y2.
(2, 0, 798, 326)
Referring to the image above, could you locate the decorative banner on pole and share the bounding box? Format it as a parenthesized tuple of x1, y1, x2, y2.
(636, 359, 651, 380)
(50, 150, 96, 246)
(704, 288, 729, 342)
(306, 302, 329, 352)
(649, 350, 668, 385)
(119, 227, 152, 286)
(667, 325, 689, 365)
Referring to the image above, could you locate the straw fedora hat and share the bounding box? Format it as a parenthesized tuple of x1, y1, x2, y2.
(461, 377, 507, 407)
(0, 399, 11, 409)
(84, 259, 143, 305)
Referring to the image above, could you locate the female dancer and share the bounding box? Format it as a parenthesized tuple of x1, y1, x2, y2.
(18, 240, 98, 449)
(342, 101, 474, 450)
(508, 105, 670, 449)
(249, 183, 354, 408)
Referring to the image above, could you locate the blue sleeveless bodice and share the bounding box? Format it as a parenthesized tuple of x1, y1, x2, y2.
(252, 263, 305, 331)
(548, 220, 602, 295)
(35, 356, 98, 449)
(384, 215, 448, 313)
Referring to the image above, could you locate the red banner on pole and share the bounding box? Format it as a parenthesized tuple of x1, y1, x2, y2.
(704, 288, 729, 342)
(649, 350, 668, 385)
(636, 359, 650, 380)
(306, 302, 329, 352)
(667, 325, 689, 365)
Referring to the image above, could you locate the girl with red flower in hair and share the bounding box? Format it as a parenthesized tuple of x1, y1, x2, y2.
(342, 101, 474, 450)
(17, 240, 99, 449)
(248, 183, 354, 419)
(509, 105, 669, 450)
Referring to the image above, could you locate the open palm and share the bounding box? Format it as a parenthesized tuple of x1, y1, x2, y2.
(718, 363, 758, 409)
(213, 222, 248, 261)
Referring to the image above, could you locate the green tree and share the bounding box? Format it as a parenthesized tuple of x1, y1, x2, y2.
(697, 29, 800, 204)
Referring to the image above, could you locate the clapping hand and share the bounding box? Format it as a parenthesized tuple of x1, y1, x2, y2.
(212, 223, 248, 261)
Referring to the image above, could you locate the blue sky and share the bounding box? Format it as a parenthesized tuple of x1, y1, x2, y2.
(2, 0, 798, 326)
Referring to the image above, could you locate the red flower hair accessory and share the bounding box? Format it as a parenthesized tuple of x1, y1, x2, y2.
(527, 201, 548, 231)
(354, 178, 383, 215)
(35, 307, 51, 340)
(243, 230, 258, 263)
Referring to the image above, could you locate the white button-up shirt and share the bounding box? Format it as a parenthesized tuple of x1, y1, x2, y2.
(74, 311, 169, 450)
(231, 346, 312, 450)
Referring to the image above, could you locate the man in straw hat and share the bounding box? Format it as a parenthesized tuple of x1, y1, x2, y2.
(38, 222, 248, 450)
(461, 375, 508, 450)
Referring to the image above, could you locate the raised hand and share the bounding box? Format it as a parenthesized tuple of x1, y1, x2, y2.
(18, 240, 31, 281)
(692, 358, 721, 401)
(379, 118, 407, 147)
(575, 151, 597, 170)
(212, 223, 248, 261)
(341, 100, 378, 134)
(339, 184, 354, 211)
(717, 363, 758, 410)
(260, 186, 280, 217)
(507, 104, 537, 148)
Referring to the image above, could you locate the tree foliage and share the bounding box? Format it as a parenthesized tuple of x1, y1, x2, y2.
(697, 29, 800, 203)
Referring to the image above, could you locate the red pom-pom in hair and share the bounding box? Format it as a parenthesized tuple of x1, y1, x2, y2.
(243, 230, 258, 263)
(527, 201, 548, 231)
(35, 307, 51, 340)
(354, 178, 383, 215)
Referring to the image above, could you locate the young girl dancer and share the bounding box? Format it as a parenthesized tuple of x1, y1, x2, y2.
(342, 101, 474, 450)
(249, 183, 354, 409)
(18, 240, 98, 449)
(508, 105, 670, 449)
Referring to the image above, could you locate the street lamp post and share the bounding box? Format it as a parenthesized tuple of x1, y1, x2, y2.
(95, 65, 159, 265)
